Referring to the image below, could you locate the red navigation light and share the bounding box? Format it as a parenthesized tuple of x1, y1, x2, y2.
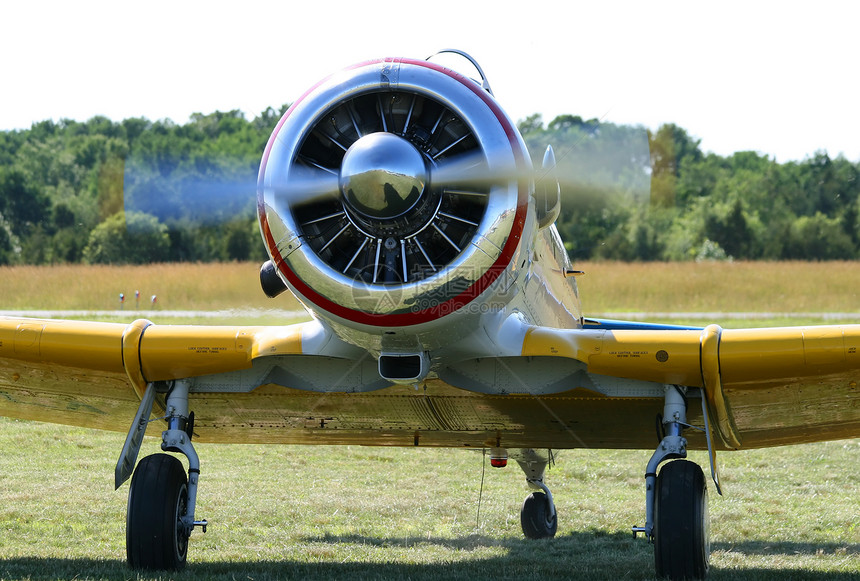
(489, 448, 508, 468)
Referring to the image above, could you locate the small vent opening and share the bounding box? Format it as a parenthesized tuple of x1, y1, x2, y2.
(379, 353, 428, 382)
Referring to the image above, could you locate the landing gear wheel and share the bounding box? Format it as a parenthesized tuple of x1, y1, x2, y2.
(520, 492, 558, 539)
(126, 453, 190, 570)
(654, 460, 709, 580)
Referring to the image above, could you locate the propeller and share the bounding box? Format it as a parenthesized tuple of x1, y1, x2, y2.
(123, 128, 649, 225)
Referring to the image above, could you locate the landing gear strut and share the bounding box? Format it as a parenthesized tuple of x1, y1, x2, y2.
(633, 385, 710, 580)
(119, 381, 207, 570)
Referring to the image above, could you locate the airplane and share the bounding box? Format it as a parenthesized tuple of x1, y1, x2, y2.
(1, 50, 859, 580)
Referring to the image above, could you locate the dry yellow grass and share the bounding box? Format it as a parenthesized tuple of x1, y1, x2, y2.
(1, 260, 858, 314)
(575, 260, 860, 313)
(0, 262, 302, 311)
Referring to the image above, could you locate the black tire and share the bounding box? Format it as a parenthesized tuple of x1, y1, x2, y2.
(520, 492, 558, 539)
(654, 460, 709, 580)
(126, 453, 190, 570)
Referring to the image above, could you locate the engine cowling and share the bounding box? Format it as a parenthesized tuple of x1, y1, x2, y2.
(257, 57, 532, 330)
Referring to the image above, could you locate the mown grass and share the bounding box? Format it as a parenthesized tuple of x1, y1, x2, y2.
(0, 419, 858, 580)
(0, 420, 857, 580)
(1, 262, 859, 580)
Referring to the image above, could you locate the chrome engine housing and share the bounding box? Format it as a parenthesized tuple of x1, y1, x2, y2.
(258, 57, 532, 330)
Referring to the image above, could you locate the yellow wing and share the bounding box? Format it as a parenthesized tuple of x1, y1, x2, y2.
(2, 316, 859, 452)
(0, 317, 302, 434)
(523, 323, 860, 449)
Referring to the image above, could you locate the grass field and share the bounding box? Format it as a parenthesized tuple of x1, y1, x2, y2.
(1, 261, 859, 580)
(2, 260, 859, 324)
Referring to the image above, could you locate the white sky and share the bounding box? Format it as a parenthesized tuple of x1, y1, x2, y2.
(1, 0, 857, 162)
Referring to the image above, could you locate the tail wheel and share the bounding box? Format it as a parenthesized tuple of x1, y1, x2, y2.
(520, 492, 558, 539)
(654, 460, 710, 580)
(126, 453, 190, 570)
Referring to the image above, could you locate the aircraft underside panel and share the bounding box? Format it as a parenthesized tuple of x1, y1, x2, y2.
(186, 381, 674, 448)
(721, 372, 860, 447)
(0, 359, 143, 432)
(185, 379, 860, 449)
(2, 353, 858, 450)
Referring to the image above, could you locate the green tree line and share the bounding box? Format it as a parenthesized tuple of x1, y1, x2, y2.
(519, 114, 860, 261)
(0, 107, 287, 265)
(0, 107, 857, 264)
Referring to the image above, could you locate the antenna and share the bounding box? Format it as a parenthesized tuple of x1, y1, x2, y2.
(427, 49, 494, 96)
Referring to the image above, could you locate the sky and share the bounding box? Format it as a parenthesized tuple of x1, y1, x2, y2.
(2, 1, 858, 162)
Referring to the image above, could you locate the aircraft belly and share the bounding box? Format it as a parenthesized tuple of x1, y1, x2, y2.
(187, 381, 712, 449)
